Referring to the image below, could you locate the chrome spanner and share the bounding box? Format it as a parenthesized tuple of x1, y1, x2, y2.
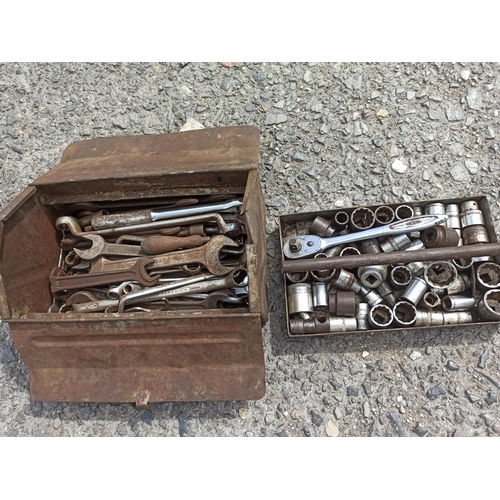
(283, 215, 449, 259)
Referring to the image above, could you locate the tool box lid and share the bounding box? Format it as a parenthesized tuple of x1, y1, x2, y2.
(31, 125, 260, 204)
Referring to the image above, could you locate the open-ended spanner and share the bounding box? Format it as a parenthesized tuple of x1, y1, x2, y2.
(163, 289, 233, 310)
(283, 215, 449, 259)
(73, 234, 144, 260)
(56, 214, 241, 239)
(117, 268, 247, 313)
(49, 257, 160, 294)
(88, 235, 238, 276)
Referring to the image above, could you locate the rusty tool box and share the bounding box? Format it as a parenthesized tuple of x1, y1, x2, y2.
(280, 197, 500, 337)
(0, 125, 268, 405)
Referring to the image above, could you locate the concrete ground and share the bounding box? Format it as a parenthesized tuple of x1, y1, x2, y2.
(0, 62, 499, 436)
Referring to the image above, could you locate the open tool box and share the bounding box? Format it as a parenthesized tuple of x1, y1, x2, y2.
(279, 197, 500, 337)
(0, 126, 268, 405)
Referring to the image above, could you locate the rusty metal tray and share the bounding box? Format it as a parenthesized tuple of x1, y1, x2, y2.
(0, 126, 268, 405)
(279, 196, 500, 337)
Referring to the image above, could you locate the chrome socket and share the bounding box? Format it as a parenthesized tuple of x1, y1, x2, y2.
(349, 207, 375, 231)
(309, 216, 336, 238)
(460, 209, 485, 228)
(401, 276, 428, 305)
(453, 258, 473, 270)
(339, 246, 361, 270)
(425, 202, 446, 216)
(395, 205, 414, 220)
(331, 269, 362, 293)
(406, 260, 426, 276)
(422, 225, 460, 248)
(422, 291, 441, 309)
(312, 282, 329, 310)
(356, 303, 370, 330)
(369, 304, 394, 328)
(414, 310, 444, 327)
(287, 283, 313, 316)
(442, 295, 475, 312)
(393, 301, 417, 327)
(376, 281, 397, 307)
(446, 274, 471, 295)
(424, 261, 458, 289)
(477, 262, 500, 289)
(477, 289, 500, 321)
(328, 317, 358, 333)
(359, 238, 381, 254)
(359, 287, 384, 307)
(374, 206, 395, 225)
(310, 253, 336, 281)
(390, 265, 412, 289)
(460, 200, 479, 212)
(286, 271, 310, 283)
(443, 311, 473, 325)
(328, 291, 356, 316)
(358, 265, 388, 289)
(380, 234, 412, 253)
(332, 211, 349, 229)
(413, 206, 423, 216)
(445, 204, 461, 244)
(324, 246, 343, 258)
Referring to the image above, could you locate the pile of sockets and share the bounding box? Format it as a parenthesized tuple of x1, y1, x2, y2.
(48, 196, 249, 314)
(282, 199, 500, 336)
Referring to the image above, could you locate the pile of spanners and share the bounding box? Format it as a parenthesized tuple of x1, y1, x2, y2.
(49, 195, 249, 314)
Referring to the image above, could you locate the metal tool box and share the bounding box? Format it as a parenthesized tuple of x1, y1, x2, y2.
(0, 125, 268, 405)
(279, 196, 500, 337)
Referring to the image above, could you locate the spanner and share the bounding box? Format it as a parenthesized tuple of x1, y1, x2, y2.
(89, 235, 238, 276)
(283, 215, 449, 259)
(56, 213, 239, 239)
(73, 234, 144, 260)
(118, 268, 247, 313)
(163, 289, 233, 310)
(49, 257, 160, 293)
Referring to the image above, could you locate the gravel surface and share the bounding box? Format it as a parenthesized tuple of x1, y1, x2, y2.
(1, 62, 500, 437)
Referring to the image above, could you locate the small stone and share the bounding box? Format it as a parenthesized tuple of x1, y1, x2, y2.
(428, 109, 441, 120)
(413, 422, 428, 437)
(423, 170, 431, 181)
(273, 100, 284, 109)
(484, 127, 495, 139)
(53, 418, 61, 430)
(117, 423, 127, 436)
(409, 351, 422, 361)
(304, 71, 312, 83)
(478, 349, 490, 369)
(180, 118, 204, 131)
(373, 139, 382, 147)
(0, 346, 16, 363)
(264, 113, 288, 125)
(486, 392, 498, 406)
(245, 103, 256, 112)
(362, 351, 369, 358)
(421, 132, 434, 142)
(178, 416, 191, 436)
(407, 90, 416, 100)
(303, 426, 311, 437)
(460, 69, 471, 81)
(141, 410, 154, 425)
(467, 88, 482, 110)
(311, 103, 323, 112)
(376, 109, 389, 119)
(334, 199, 345, 208)
(464, 160, 479, 174)
(450, 165, 467, 181)
(426, 383, 447, 400)
(265, 413, 275, 425)
(371, 91, 380, 99)
(294, 369, 306, 380)
(293, 152, 306, 161)
(446, 360, 460, 371)
(465, 389, 480, 403)
(446, 102, 465, 121)
(11, 146, 24, 154)
(492, 421, 500, 434)
(388, 412, 407, 437)
(238, 408, 251, 420)
(326, 419, 340, 437)
(291, 409, 305, 420)
(480, 413, 496, 427)
(399, 405, 406, 414)
(220, 78, 232, 91)
(363, 401, 371, 417)
(310, 410, 324, 427)
(277, 429, 291, 437)
(112, 117, 128, 129)
(392, 159, 408, 173)
(334, 407, 342, 420)
(354, 177, 364, 188)
(346, 386, 359, 396)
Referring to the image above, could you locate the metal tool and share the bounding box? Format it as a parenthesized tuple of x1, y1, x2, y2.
(117, 268, 247, 313)
(140, 235, 210, 255)
(283, 215, 448, 259)
(281, 241, 500, 274)
(163, 289, 233, 310)
(88, 235, 238, 276)
(49, 258, 160, 294)
(90, 199, 243, 229)
(74, 234, 143, 260)
(56, 213, 239, 239)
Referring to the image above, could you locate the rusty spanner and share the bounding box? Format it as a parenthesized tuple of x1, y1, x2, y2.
(73, 234, 143, 260)
(90, 235, 238, 276)
(49, 257, 160, 294)
(163, 289, 233, 310)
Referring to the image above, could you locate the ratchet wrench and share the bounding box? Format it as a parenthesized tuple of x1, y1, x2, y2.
(283, 215, 449, 259)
